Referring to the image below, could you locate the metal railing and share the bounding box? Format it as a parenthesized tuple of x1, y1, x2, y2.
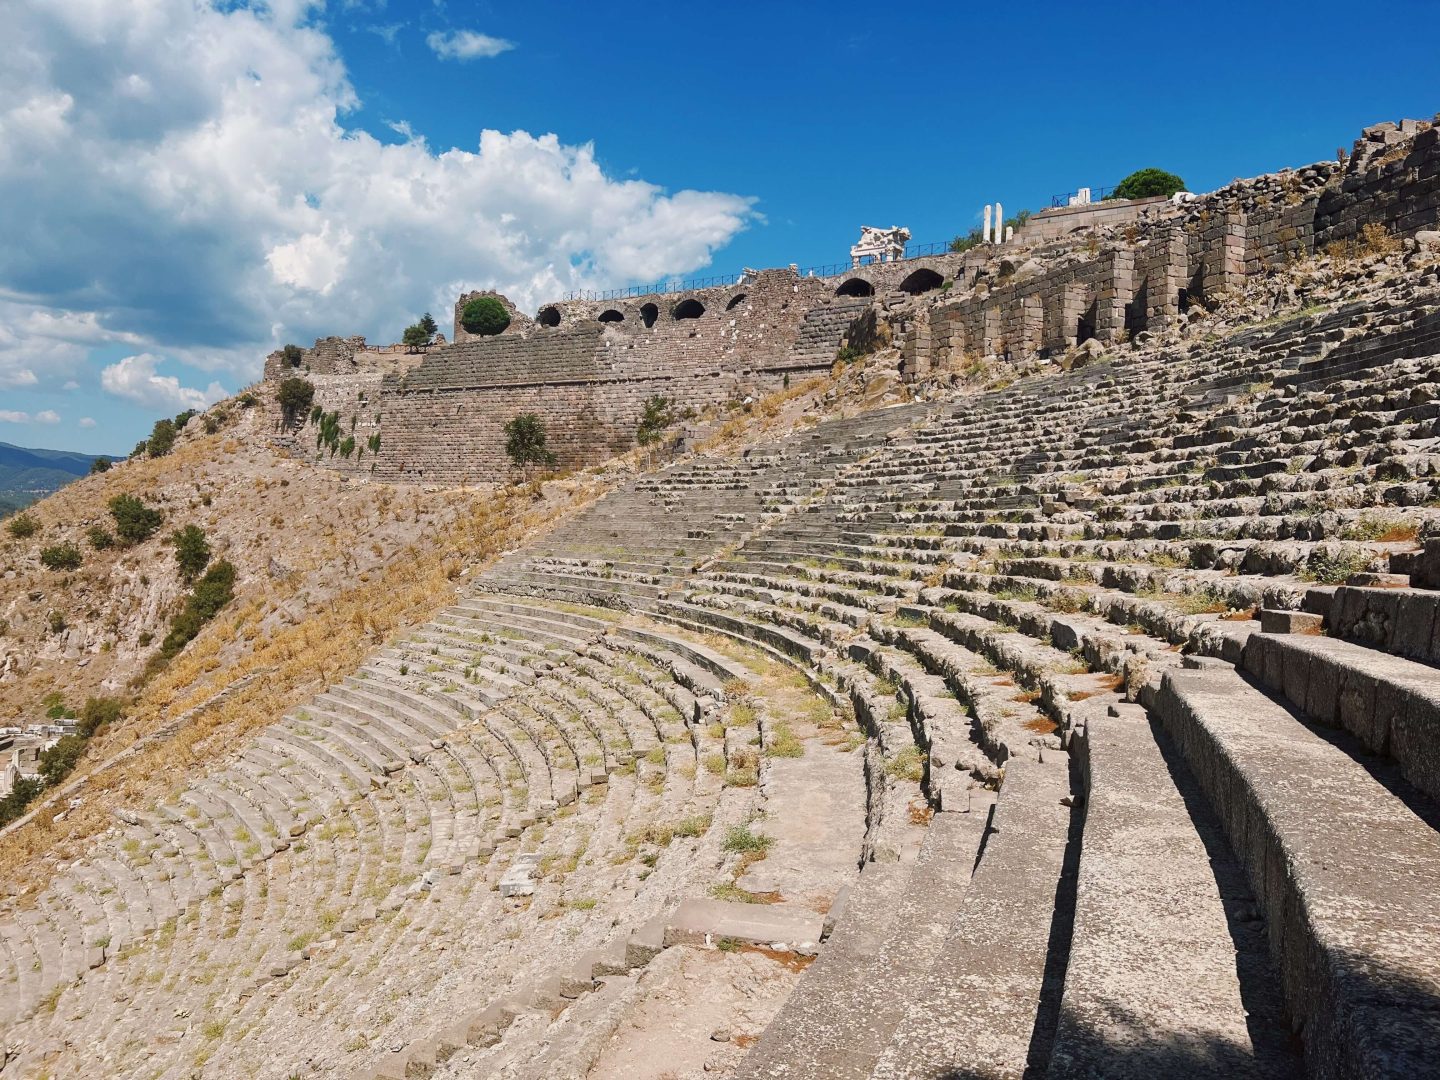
(562, 240, 956, 302)
(1049, 186, 1114, 208)
(562, 273, 741, 303)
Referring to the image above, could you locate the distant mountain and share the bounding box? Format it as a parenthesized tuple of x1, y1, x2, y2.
(0, 441, 119, 515)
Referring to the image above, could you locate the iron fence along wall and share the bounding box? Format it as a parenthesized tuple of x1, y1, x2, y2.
(560, 240, 956, 302)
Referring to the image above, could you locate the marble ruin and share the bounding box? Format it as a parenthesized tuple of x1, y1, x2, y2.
(850, 225, 912, 267)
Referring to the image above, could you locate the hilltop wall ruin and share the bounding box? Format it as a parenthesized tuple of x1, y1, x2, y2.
(264, 118, 1440, 483)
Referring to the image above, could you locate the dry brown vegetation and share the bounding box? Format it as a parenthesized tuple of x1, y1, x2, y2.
(0, 399, 610, 897)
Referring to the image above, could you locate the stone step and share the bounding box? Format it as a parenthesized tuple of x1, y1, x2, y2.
(1154, 663, 1440, 1078)
(1051, 699, 1299, 1077)
(870, 748, 1074, 1078)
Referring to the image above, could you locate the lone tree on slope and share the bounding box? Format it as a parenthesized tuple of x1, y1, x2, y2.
(1107, 168, 1186, 201)
(276, 377, 315, 421)
(504, 413, 556, 477)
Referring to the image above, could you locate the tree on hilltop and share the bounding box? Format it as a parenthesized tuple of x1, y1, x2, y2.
(147, 418, 176, 458)
(460, 296, 511, 337)
(1107, 168, 1186, 201)
(402, 312, 440, 351)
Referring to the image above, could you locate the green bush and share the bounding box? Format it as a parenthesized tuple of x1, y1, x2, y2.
(39, 543, 82, 571)
(636, 395, 675, 446)
(5, 512, 39, 539)
(1107, 168, 1186, 201)
(147, 418, 176, 457)
(79, 696, 125, 738)
(949, 228, 983, 253)
(277, 377, 315, 418)
(0, 775, 43, 825)
(460, 296, 511, 337)
(503, 413, 556, 473)
(90, 457, 111, 475)
(160, 559, 237, 658)
(174, 409, 198, 430)
(170, 524, 211, 582)
(281, 343, 304, 367)
(108, 494, 164, 545)
(39, 735, 85, 786)
(86, 525, 115, 550)
(43, 692, 74, 720)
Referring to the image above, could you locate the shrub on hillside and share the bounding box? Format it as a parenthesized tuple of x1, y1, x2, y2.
(460, 296, 511, 336)
(174, 409, 198, 430)
(281, 343, 304, 367)
(160, 559, 237, 659)
(38, 735, 85, 786)
(0, 775, 43, 825)
(277, 377, 315, 419)
(90, 457, 111, 475)
(170, 524, 211, 582)
(1107, 168, 1186, 201)
(108, 494, 163, 545)
(147, 418, 177, 457)
(5, 512, 39, 540)
(79, 696, 125, 738)
(86, 525, 115, 550)
(39, 543, 82, 571)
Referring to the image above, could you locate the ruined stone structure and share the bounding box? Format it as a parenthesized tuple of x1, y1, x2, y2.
(7, 116, 1440, 1079)
(264, 121, 1440, 486)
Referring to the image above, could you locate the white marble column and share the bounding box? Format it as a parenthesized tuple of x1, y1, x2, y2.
(983, 204, 993, 244)
(995, 202, 1004, 243)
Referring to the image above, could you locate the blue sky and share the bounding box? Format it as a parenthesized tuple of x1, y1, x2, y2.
(2, 0, 1437, 455)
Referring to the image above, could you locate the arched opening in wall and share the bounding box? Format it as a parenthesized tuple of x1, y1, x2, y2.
(836, 278, 874, 298)
(1076, 297, 1099, 345)
(537, 306, 561, 328)
(898, 268, 944, 295)
(598, 309, 624, 323)
(725, 293, 748, 311)
(640, 303, 659, 328)
(673, 298, 705, 320)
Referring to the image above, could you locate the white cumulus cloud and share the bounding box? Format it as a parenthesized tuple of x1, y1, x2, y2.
(426, 30, 515, 61)
(34, 409, 60, 424)
(100, 354, 227, 412)
(0, 1, 753, 403)
(78, 416, 96, 428)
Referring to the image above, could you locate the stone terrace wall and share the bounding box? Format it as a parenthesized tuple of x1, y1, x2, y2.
(263, 117, 1439, 485)
(922, 118, 1436, 373)
(1014, 195, 1170, 245)
(1316, 120, 1440, 246)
